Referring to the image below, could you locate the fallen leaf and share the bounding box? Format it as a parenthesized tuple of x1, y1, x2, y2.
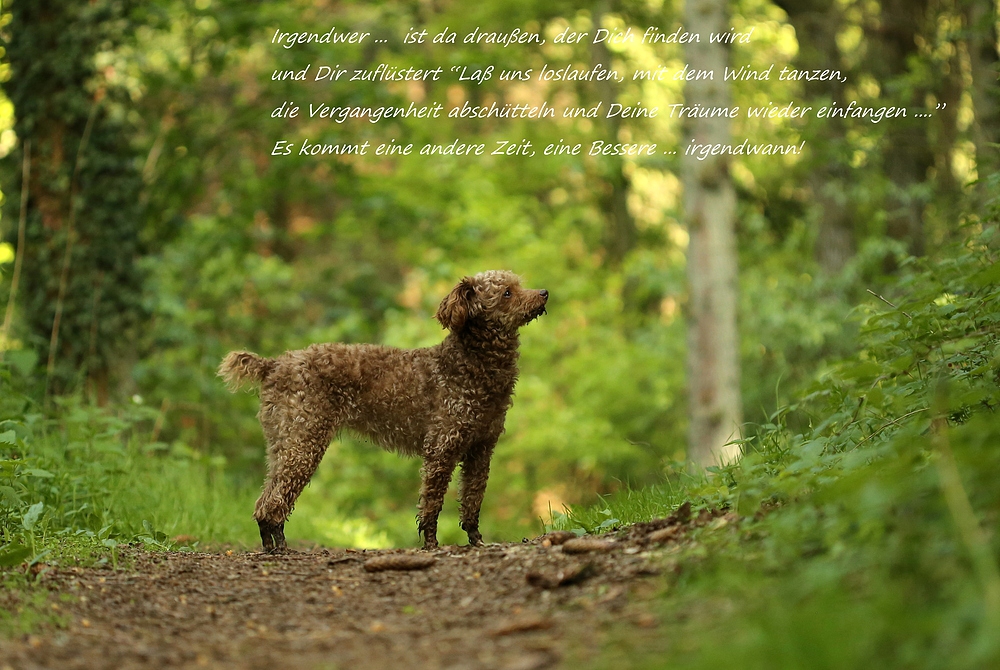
(540, 530, 576, 546)
(649, 526, 681, 544)
(526, 561, 596, 588)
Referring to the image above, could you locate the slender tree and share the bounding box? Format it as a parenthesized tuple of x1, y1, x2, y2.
(964, 0, 1000, 197)
(590, 2, 637, 267)
(775, 0, 855, 272)
(682, 0, 742, 465)
(865, 0, 934, 255)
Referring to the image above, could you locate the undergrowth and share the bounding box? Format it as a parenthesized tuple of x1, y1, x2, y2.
(0, 378, 260, 573)
(561, 224, 1000, 669)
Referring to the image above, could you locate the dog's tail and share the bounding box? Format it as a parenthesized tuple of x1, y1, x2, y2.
(218, 351, 275, 391)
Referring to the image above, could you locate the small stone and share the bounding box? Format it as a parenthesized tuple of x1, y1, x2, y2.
(541, 530, 576, 546)
(635, 612, 658, 628)
(709, 515, 731, 530)
(492, 615, 553, 636)
(526, 562, 596, 589)
(649, 526, 681, 544)
(501, 651, 558, 670)
(671, 501, 692, 525)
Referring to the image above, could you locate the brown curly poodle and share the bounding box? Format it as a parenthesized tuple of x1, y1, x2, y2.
(218, 270, 548, 552)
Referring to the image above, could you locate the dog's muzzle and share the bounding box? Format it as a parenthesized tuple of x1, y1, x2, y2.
(525, 289, 549, 324)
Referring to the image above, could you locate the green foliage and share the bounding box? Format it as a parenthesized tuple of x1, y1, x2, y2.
(0, 365, 259, 570)
(1, 0, 147, 393)
(737, 224, 1000, 512)
(567, 224, 1000, 668)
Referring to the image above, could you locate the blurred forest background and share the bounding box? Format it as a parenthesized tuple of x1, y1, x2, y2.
(0, 0, 996, 551)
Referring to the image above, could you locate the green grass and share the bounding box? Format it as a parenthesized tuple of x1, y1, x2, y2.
(550, 483, 685, 535)
(0, 391, 262, 562)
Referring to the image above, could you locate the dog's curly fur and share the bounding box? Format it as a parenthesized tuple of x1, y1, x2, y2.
(219, 270, 548, 552)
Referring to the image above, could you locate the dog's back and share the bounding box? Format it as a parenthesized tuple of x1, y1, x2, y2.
(289, 342, 438, 456)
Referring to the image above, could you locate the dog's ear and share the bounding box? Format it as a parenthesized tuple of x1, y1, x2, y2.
(436, 277, 476, 331)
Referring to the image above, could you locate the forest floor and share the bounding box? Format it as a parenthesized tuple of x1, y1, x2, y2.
(0, 507, 709, 670)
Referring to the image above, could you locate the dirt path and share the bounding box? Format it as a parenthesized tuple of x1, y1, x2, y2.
(0, 515, 702, 670)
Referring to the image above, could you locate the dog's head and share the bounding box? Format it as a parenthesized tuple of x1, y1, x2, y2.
(435, 270, 548, 334)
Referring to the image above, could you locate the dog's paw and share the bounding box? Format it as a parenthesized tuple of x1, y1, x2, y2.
(258, 520, 287, 554)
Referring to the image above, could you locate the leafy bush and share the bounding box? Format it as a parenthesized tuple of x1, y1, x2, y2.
(567, 224, 1000, 669)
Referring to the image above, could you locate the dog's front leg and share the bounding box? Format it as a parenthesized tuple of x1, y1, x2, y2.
(257, 520, 286, 553)
(459, 442, 496, 547)
(417, 444, 462, 550)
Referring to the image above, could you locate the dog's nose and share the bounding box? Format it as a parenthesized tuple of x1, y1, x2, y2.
(539, 289, 548, 300)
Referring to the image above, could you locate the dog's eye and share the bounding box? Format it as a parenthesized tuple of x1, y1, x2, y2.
(503, 289, 512, 298)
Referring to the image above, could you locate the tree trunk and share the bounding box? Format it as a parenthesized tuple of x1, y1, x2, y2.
(591, 3, 637, 267)
(865, 0, 934, 256)
(933, 22, 964, 244)
(775, 0, 855, 273)
(683, 0, 742, 466)
(964, 0, 1000, 196)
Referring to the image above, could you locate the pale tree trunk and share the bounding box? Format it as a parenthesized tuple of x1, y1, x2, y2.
(683, 0, 742, 466)
(591, 3, 637, 266)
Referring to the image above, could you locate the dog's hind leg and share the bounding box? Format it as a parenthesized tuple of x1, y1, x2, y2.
(254, 405, 334, 553)
(459, 442, 496, 547)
